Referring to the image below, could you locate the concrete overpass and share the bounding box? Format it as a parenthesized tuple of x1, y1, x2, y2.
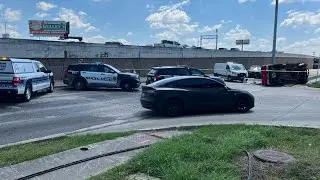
(0, 38, 314, 79)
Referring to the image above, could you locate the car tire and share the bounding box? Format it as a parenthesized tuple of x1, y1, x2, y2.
(22, 84, 32, 102)
(164, 99, 184, 117)
(74, 79, 86, 91)
(47, 81, 54, 93)
(121, 81, 133, 91)
(236, 97, 251, 113)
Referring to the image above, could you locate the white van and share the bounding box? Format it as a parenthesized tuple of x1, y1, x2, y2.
(0, 58, 54, 101)
(213, 62, 248, 81)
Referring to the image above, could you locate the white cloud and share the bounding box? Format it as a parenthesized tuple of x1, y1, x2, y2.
(315, 28, 320, 33)
(224, 25, 251, 41)
(3, 8, 22, 21)
(155, 31, 179, 41)
(146, 4, 155, 12)
(127, 32, 133, 36)
(146, 0, 198, 38)
(281, 37, 320, 55)
(36, 12, 49, 18)
(55, 8, 97, 32)
(272, 0, 320, 4)
(85, 35, 130, 45)
(91, 0, 111, 2)
(0, 24, 21, 38)
(238, 0, 256, 3)
(79, 11, 87, 16)
(198, 24, 223, 33)
(36, 1, 57, 11)
(220, 20, 232, 24)
(281, 10, 320, 27)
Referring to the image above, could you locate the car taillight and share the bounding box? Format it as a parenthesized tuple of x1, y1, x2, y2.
(155, 75, 161, 81)
(12, 77, 21, 87)
(64, 71, 68, 77)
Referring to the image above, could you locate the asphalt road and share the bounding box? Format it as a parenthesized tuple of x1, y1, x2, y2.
(1, 82, 320, 146)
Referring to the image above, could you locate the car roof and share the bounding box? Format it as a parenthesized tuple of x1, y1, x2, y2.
(3, 58, 36, 63)
(152, 66, 187, 69)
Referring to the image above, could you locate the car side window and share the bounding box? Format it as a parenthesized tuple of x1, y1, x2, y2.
(226, 65, 230, 71)
(201, 79, 225, 89)
(190, 69, 205, 77)
(83, 65, 98, 72)
(159, 69, 173, 75)
(175, 68, 189, 76)
(37, 62, 47, 72)
(176, 79, 203, 88)
(34, 63, 40, 72)
(99, 65, 114, 73)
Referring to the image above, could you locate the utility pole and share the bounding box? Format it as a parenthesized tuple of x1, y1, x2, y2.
(272, 0, 279, 64)
(215, 29, 218, 50)
(200, 30, 218, 49)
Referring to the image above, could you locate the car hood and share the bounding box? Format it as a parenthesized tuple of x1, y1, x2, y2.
(119, 72, 139, 78)
(232, 70, 248, 74)
(229, 89, 254, 98)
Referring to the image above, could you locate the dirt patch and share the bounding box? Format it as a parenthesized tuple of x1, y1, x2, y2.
(235, 153, 319, 180)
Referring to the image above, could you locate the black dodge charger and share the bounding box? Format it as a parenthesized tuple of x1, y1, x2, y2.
(140, 76, 254, 116)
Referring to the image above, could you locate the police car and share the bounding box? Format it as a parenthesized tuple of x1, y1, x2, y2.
(63, 63, 141, 91)
(0, 58, 54, 101)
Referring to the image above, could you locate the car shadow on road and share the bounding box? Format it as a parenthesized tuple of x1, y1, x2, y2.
(60, 87, 141, 93)
(136, 109, 254, 120)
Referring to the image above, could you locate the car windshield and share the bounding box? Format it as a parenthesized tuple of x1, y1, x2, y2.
(231, 64, 246, 71)
(106, 64, 121, 73)
(250, 66, 261, 71)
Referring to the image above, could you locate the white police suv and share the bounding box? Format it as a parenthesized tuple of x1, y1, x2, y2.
(63, 63, 141, 91)
(0, 58, 54, 101)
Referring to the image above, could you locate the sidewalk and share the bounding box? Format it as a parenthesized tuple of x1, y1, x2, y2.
(0, 131, 189, 180)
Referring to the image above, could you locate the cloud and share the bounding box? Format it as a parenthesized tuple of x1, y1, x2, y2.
(146, 4, 155, 12)
(79, 11, 87, 16)
(224, 25, 251, 41)
(315, 28, 320, 33)
(281, 37, 320, 55)
(272, 0, 320, 4)
(36, 12, 50, 18)
(0, 24, 21, 38)
(281, 10, 320, 27)
(127, 32, 133, 36)
(3, 8, 22, 21)
(220, 20, 232, 24)
(238, 0, 256, 3)
(198, 24, 223, 33)
(146, 0, 198, 38)
(85, 35, 130, 44)
(155, 31, 179, 41)
(55, 8, 97, 32)
(36, 1, 57, 11)
(91, 0, 111, 2)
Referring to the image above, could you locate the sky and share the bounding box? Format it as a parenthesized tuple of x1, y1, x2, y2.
(0, 0, 320, 55)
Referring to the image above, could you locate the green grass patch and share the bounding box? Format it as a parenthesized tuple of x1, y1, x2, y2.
(90, 125, 320, 180)
(308, 82, 320, 88)
(308, 76, 320, 81)
(0, 131, 135, 168)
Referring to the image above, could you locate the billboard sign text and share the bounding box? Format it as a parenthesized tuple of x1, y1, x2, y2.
(29, 20, 69, 37)
(236, 39, 250, 45)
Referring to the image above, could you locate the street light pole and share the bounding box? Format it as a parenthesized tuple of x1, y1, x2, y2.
(272, 0, 279, 64)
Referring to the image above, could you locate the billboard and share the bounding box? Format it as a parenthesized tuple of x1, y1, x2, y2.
(29, 20, 69, 37)
(236, 39, 250, 45)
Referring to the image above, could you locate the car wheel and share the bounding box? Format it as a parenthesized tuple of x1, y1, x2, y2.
(165, 99, 184, 117)
(22, 85, 32, 102)
(121, 82, 133, 91)
(74, 79, 86, 91)
(236, 98, 250, 113)
(47, 81, 54, 93)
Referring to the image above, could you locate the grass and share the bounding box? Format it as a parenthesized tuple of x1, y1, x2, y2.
(90, 125, 320, 180)
(308, 81, 320, 88)
(0, 131, 135, 168)
(308, 76, 320, 81)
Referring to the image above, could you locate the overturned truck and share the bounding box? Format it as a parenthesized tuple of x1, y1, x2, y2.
(261, 63, 309, 86)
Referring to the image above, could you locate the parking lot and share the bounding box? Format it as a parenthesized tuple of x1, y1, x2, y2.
(1, 82, 320, 146)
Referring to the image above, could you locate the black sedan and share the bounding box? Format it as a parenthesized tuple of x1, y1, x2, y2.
(140, 76, 255, 116)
